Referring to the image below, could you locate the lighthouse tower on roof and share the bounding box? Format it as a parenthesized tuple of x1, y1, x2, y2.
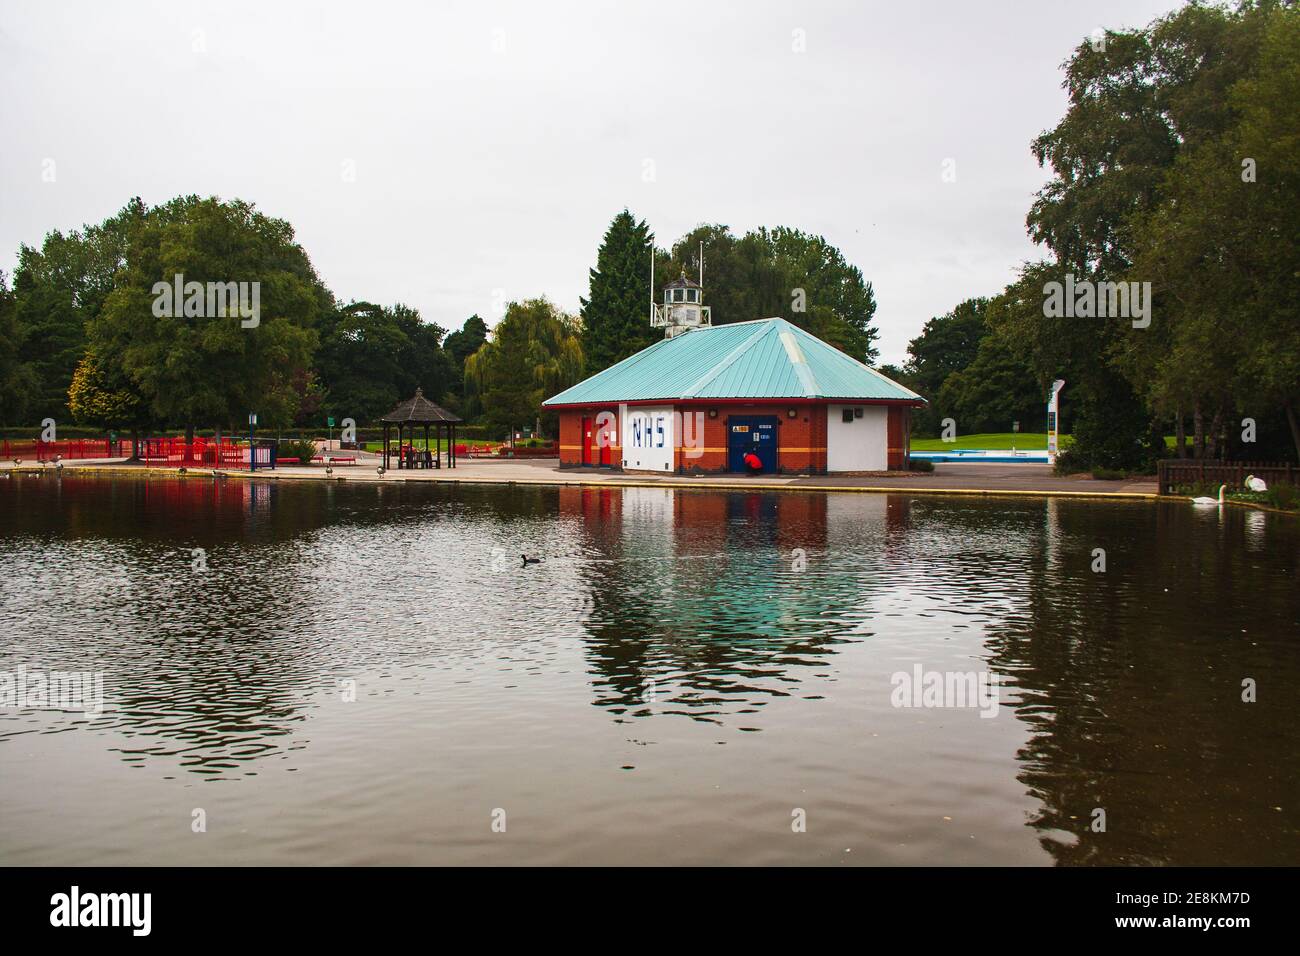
(652, 271, 712, 339)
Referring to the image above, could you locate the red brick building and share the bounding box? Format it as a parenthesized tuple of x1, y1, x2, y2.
(544, 316, 924, 476)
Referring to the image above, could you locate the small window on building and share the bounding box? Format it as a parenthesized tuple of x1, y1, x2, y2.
(841, 409, 854, 423)
(854, 407, 864, 418)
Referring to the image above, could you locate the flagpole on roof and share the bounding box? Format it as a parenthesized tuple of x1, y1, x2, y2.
(649, 244, 655, 325)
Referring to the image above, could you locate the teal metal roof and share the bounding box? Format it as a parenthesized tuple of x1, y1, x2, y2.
(544, 318, 924, 406)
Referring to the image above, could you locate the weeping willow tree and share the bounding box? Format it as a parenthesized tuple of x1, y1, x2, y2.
(463, 297, 584, 440)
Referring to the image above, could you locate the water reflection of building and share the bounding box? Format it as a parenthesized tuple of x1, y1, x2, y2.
(558, 486, 868, 721)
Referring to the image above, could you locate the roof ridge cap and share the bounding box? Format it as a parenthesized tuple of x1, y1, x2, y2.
(777, 325, 819, 396)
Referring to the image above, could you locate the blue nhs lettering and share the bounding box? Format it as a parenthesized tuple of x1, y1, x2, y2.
(632, 415, 666, 448)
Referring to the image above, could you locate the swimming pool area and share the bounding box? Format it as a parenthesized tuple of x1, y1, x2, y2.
(910, 448, 1051, 464)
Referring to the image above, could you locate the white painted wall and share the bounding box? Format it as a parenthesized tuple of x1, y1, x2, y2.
(621, 406, 675, 472)
(827, 404, 888, 472)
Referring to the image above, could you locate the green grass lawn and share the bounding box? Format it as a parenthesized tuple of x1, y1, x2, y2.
(911, 432, 1057, 451)
(911, 432, 1178, 451)
(358, 440, 548, 454)
(360, 440, 496, 453)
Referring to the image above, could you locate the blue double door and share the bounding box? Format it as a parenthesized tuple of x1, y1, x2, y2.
(727, 415, 778, 473)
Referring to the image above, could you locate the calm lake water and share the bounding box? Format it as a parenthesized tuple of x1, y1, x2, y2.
(1, 472, 1297, 866)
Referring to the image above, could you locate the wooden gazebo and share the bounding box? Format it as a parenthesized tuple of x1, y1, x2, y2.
(380, 388, 462, 470)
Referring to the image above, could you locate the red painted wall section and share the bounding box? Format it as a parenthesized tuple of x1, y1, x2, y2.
(558, 412, 582, 466)
(558, 408, 620, 467)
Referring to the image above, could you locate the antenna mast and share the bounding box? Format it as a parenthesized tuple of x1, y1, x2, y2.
(699, 241, 704, 287)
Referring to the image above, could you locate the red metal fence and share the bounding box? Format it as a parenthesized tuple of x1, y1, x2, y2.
(1, 439, 124, 461)
(2, 437, 276, 470)
(1157, 459, 1297, 495)
(139, 438, 274, 470)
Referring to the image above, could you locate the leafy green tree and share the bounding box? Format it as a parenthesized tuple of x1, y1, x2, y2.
(465, 298, 583, 438)
(89, 196, 326, 442)
(937, 331, 1045, 435)
(902, 298, 988, 434)
(67, 349, 153, 454)
(581, 210, 655, 373)
(989, 266, 1164, 469)
(316, 301, 410, 425)
(1120, 5, 1300, 460)
(996, 2, 1292, 467)
(443, 314, 488, 402)
(11, 198, 142, 423)
(316, 301, 452, 425)
(906, 299, 987, 395)
(1234, 9, 1300, 460)
(0, 271, 39, 425)
(657, 224, 880, 362)
(761, 226, 878, 361)
(289, 368, 327, 429)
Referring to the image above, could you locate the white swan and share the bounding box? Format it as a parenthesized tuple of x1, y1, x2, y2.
(1192, 484, 1225, 506)
(1245, 474, 1267, 492)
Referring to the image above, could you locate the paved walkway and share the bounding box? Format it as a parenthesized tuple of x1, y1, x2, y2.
(3, 453, 1159, 498)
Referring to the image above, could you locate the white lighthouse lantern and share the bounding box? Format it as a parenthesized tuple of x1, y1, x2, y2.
(652, 272, 711, 338)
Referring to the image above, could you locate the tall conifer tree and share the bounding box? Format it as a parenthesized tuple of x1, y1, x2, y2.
(580, 210, 654, 374)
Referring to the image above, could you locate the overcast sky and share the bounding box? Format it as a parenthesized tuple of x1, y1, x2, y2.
(2, 0, 1184, 365)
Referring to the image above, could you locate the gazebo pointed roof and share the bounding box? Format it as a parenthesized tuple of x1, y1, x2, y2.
(380, 388, 462, 424)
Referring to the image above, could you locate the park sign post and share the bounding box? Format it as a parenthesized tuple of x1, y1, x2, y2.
(1046, 380, 1065, 461)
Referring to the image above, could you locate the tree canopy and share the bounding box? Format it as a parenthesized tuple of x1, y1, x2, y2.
(88, 196, 326, 435)
(581, 210, 656, 374)
(316, 301, 452, 426)
(464, 298, 583, 437)
(11, 199, 139, 422)
(915, 1, 1299, 466)
(655, 223, 880, 363)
